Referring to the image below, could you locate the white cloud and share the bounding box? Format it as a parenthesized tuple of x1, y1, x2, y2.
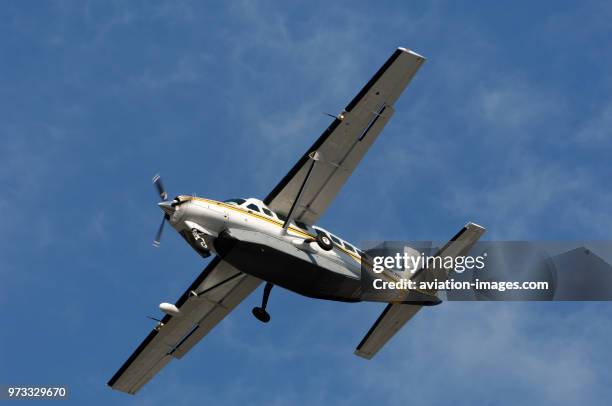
(356, 302, 610, 405)
(575, 101, 612, 144)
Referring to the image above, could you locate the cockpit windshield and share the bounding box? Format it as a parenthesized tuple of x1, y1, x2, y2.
(223, 198, 246, 206)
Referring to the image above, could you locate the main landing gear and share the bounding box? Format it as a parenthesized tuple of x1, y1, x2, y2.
(252, 282, 273, 323)
(315, 232, 333, 251)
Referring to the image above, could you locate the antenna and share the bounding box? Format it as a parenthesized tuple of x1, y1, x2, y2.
(322, 111, 345, 120)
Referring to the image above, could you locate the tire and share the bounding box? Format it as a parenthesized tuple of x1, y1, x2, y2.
(316, 233, 334, 251)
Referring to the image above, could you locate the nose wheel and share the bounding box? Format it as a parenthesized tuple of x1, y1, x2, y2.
(252, 282, 273, 323)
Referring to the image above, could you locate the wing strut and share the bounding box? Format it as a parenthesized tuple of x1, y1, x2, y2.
(282, 151, 320, 230)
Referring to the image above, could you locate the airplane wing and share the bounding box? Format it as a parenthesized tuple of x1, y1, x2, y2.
(264, 47, 426, 224)
(354, 223, 486, 359)
(107, 257, 261, 394)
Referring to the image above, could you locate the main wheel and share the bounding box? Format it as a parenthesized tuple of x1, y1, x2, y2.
(316, 233, 334, 251)
(252, 307, 271, 323)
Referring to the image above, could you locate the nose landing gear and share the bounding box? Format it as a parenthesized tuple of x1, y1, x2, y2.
(252, 282, 273, 323)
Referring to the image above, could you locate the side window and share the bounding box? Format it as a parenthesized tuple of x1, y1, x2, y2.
(295, 221, 309, 231)
(246, 203, 260, 212)
(277, 213, 287, 222)
(343, 242, 356, 253)
(330, 235, 342, 245)
(262, 207, 273, 217)
(224, 198, 246, 206)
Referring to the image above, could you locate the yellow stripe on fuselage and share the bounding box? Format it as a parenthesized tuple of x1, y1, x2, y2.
(183, 196, 362, 263)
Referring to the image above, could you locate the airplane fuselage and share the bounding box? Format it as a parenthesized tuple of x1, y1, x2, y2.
(165, 195, 364, 301)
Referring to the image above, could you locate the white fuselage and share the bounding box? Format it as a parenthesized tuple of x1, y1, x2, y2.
(167, 195, 363, 278)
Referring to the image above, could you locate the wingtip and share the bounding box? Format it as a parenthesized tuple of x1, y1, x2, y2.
(397, 47, 426, 60)
(465, 222, 486, 233)
(354, 349, 374, 360)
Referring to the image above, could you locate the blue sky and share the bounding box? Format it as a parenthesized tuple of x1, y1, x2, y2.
(2, 1, 612, 404)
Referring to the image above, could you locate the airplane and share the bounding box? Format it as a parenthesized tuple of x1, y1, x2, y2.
(108, 47, 486, 394)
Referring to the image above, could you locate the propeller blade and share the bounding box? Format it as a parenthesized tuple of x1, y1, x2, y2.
(153, 214, 169, 247)
(152, 174, 168, 201)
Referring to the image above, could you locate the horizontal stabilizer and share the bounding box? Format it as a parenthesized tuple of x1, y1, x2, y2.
(354, 222, 486, 359)
(354, 303, 421, 359)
